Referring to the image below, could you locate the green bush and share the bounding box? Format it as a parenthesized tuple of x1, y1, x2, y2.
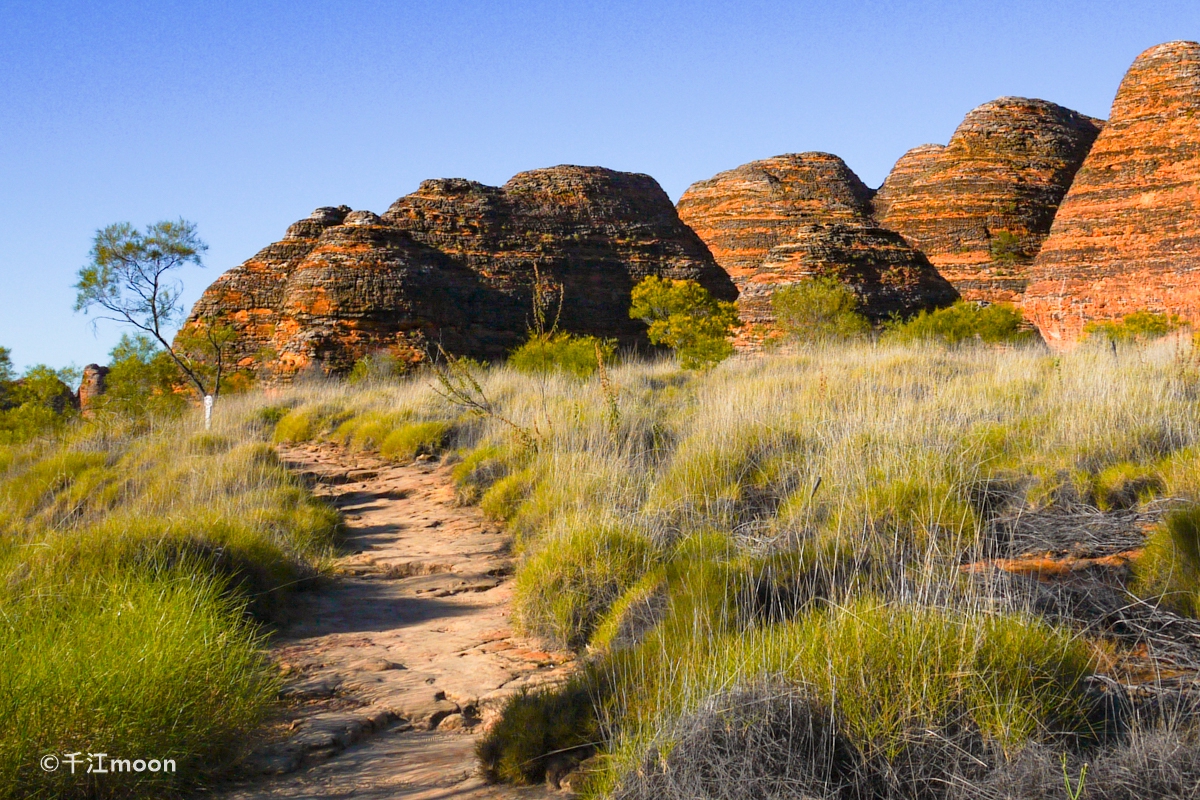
(94, 334, 188, 417)
(883, 301, 1035, 346)
(770, 278, 870, 343)
(1083, 310, 1184, 343)
(380, 420, 452, 461)
(1135, 505, 1200, 617)
(0, 573, 275, 799)
(629, 277, 739, 369)
(0, 359, 80, 444)
(988, 230, 1026, 263)
(508, 332, 616, 378)
(476, 679, 599, 785)
(514, 523, 657, 647)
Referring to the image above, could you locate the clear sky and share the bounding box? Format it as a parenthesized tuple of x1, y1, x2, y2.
(2, 0, 1198, 372)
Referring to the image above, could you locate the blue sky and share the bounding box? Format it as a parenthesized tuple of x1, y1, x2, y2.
(2, 0, 1197, 372)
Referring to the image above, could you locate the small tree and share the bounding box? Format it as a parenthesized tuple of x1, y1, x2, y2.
(771, 278, 870, 343)
(989, 231, 1025, 264)
(629, 277, 739, 369)
(74, 220, 221, 398)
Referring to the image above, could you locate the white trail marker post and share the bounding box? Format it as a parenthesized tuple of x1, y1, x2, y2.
(204, 394, 214, 430)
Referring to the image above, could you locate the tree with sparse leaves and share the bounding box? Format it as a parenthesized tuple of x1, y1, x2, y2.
(74, 219, 229, 398)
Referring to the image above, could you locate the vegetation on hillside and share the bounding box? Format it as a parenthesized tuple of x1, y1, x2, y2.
(770, 277, 871, 343)
(883, 300, 1036, 345)
(9, 294, 1200, 796)
(629, 276, 739, 368)
(0, 398, 338, 798)
(260, 336, 1200, 796)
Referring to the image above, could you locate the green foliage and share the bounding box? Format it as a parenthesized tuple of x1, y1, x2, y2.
(989, 230, 1025, 263)
(0, 573, 275, 798)
(477, 679, 599, 785)
(0, 406, 339, 798)
(508, 332, 616, 379)
(770, 278, 870, 343)
(883, 301, 1035, 345)
(380, 420, 452, 461)
(1134, 505, 1200, 617)
(1083, 310, 1184, 343)
(629, 277, 739, 369)
(272, 405, 353, 443)
(0, 359, 80, 444)
(480, 466, 539, 522)
(1090, 461, 1164, 511)
(514, 523, 656, 647)
(0, 346, 12, 383)
(96, 334, 188, 417)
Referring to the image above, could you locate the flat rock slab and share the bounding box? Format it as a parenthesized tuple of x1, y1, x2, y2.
(214, 443, 575, 799)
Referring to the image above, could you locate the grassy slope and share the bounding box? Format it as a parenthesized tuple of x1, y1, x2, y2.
(7, 337, 1200, 797)
(267, 338, 1200, 792)
(0, 400, 338, 798)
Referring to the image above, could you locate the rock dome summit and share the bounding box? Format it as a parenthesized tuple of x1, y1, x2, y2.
(182, 39, 1200, 370)
(1023, 41, 1200, 345)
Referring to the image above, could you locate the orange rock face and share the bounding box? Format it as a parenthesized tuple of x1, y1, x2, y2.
(677, 153, 956, 332)
(181, 167, 736, 377)
(875, 98, 1102, 304)
(1023, 41, 1200, 346)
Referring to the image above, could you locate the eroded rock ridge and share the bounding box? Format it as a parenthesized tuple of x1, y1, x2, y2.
(182, 166, 735, 377)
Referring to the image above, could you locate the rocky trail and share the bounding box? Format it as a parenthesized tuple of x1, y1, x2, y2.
(214, 443, 576, 800)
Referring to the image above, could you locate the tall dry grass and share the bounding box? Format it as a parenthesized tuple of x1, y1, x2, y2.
(263, 337, 1200, 794)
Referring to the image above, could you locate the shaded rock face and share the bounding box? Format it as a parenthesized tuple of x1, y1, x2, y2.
(182, 166, 735, 376)
(1023, 42, 1200, 346)
(874, 98, 1103, 304)
(677, 152, 957, 331)
(742, 222, 960, 323)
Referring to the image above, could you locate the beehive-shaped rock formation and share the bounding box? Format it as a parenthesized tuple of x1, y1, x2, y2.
(874, 98, 1103, 303)
(743, 222, 959, 323)
(182, 166, 736, 376)
(677, 152, 957, 331)
(1023, 42, 1200, 345)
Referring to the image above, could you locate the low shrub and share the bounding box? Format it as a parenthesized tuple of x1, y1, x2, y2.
(271, 405, 354, 443)
(0, 573, 275, 799)
(477, 679, 600, 785)
(1090, 461, 1164, 511)
(770, 278, 871, 343)
(380, 420, 452, 461)
(1134, 505, 1200, 617)
(1084, 310, 1184, 343)
(629, 276, 739, 369)
(514, 523, 657, 647)
(508, 332, 616, 379)
(883, 301, 1036, 346)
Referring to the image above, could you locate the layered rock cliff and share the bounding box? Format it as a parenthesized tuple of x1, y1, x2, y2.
(677, 152, 957, 331)
(1023, 41, 1200, 345)
(182, 166, 736, 376)
(874, 98, 1103, 303)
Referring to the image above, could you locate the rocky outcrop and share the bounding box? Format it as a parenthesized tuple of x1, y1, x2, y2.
(874, 98, 1103, 304)
(677, 152, 957, 331)
(741, 222, 959, 323)
(677, 153, 874, 285)
(182, 166, 736, 376)
(78, 364, 109, 416)
(1023, 42, 1200, 346)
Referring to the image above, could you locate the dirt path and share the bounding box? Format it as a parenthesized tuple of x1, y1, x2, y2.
(217, 443, 576, 800)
